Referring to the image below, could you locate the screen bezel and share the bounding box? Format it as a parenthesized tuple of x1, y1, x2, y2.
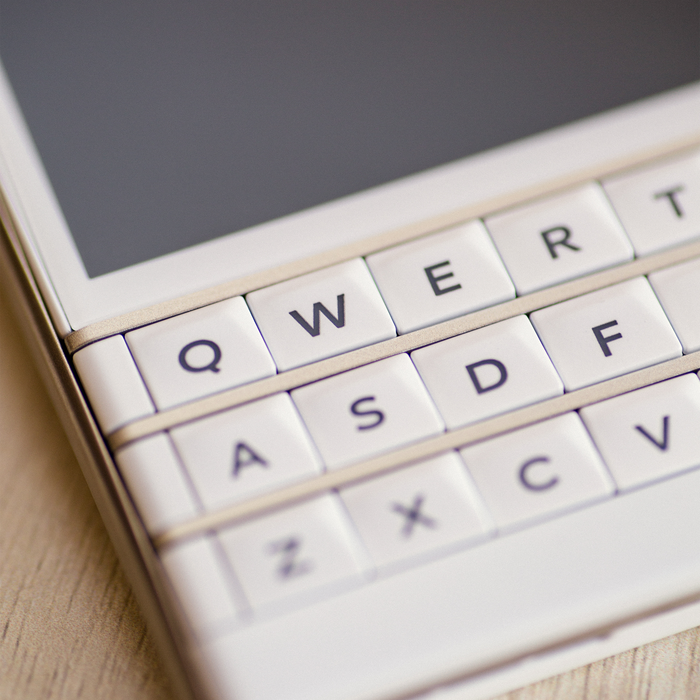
(0, 65, 699, 334)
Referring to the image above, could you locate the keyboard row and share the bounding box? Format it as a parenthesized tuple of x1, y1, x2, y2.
(73, 149, 700, 435)
(117, 273, 686, 527)
(149, 369, 700, 638)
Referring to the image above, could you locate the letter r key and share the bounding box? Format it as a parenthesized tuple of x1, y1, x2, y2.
(486, 183, 633, 295)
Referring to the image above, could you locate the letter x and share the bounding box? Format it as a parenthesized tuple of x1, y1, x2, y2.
(391, 495, 437, 538)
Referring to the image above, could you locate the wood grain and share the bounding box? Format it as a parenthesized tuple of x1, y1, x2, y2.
(0, 280, 699, 700)
(0, 286, 174, 700)
(495, 627, 700, 700)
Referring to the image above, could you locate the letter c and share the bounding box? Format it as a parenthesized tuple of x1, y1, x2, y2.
(519, 456, 559, 491)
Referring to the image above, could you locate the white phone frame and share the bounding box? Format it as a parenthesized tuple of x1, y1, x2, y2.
(2, 49, 700, 700)
(0, 62, 698, 335)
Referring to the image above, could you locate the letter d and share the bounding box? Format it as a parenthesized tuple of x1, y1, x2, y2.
(466, 359, 508, 394)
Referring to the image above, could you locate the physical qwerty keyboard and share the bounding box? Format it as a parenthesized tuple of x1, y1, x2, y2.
(72, 146, 700, 700)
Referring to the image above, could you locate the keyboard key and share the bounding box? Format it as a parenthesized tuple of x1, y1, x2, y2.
(73, 335, 155, 433)
(161, 535, 240, 635)
(459, 413, 613, 531)
(170, 394, 322, 512)
(341, 452, 493, 570)
(218, 495, 366, 610)
(247, 259, 396, 371)
(126, 298, 276, 410)
(485, 183, 633, 295)
(366, 222, 515, 334)
(603, 150, 700, 256)
(411, 316, 563, 429)
(530, 278, 681, 391)
(649, 257, 700, 353)
(580, 374, 700, 491)
(115, 433, 199, 534)
(291, 354, 444, 470)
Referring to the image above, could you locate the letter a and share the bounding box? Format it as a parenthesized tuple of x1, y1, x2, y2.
(232, 442, 268, 478)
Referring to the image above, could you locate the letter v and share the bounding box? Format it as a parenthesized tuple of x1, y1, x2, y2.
(634, 415, 670, 451)
(289, 294, 346, 337)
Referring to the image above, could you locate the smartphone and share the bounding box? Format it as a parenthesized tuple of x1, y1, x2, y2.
(0, 3, 699, 700)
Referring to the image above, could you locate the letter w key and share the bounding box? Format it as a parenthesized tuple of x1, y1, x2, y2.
(290, 294, 346, 337)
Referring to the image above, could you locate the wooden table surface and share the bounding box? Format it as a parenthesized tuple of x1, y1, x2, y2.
(1, 287, 700, 700)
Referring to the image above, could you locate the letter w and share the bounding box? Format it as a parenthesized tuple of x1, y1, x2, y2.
(289, 294, 346, 337)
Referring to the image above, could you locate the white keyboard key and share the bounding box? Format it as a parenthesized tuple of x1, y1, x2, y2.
(460, 413, 613, 531)
(218, 495, 366, 610)
(170, 394, 322, 512)
(366, 222, 515, 334)
(530, 278, 681, 391)
(649, 257, 700, 353)
(126, 297, 276, 410)
(411, 316, 563, 429)
(246, 259, 396, 371)
(603, 150, 700, 256)
(291, 354, 444, 470)
(161, 536, 240, 636)
(115, 434, 199, 534)
(341, 453, 493, 570)
(73, 335, 155, 433)
(485, 183, 633, 295)
(580, 374, 700, 492)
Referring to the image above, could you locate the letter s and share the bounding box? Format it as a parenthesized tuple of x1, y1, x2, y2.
(350, 396, 385, 431)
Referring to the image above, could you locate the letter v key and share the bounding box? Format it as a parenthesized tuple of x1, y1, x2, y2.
(635, 415, 670, 451)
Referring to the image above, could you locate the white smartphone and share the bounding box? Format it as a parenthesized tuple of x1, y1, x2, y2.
(0, 3, 699, 700)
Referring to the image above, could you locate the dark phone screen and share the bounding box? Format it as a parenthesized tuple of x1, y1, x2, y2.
(1, 1, 698, 277)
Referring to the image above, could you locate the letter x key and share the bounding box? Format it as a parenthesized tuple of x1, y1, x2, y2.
(391, 495, 437, 538)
